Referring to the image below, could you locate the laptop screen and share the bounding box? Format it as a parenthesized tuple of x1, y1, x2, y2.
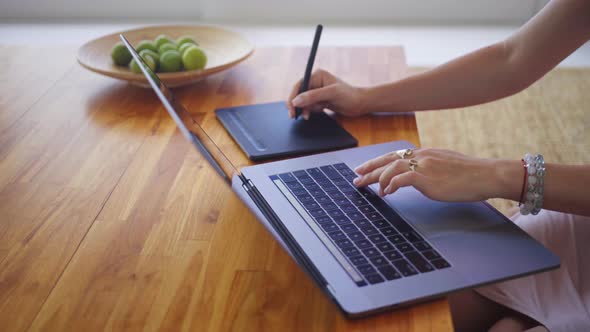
(119, 34, 237, 183)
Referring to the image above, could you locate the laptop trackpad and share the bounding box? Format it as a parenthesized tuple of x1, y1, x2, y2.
(381, 187, 507, 239)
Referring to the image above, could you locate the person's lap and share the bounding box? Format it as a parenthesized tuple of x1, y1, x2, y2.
(449, 289, 545, 332)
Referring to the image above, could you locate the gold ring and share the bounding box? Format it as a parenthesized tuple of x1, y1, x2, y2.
(395, 148, 414, 159)
(409, 159, 418, 172)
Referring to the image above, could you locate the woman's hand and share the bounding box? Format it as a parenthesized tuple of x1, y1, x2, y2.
(288, 69, 367, 119)
(353, 148, 521, 202)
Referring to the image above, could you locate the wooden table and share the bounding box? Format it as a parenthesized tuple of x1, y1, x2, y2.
(0, 45, 453, 331)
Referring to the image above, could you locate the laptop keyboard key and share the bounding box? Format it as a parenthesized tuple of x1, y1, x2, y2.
(302, 201, 320, 210)
(342, 247, 361, 257)
(362, 247, 380, 258)
(396, 242, 414, 253)
(328, 230, 347, 241)
(332, 215, 351, 225)
(286, 181, 303, 190)
(378, 265, 402, 280)
(309, 209, 327, 218)
(315, 216, 332, 225)
(332, 179, 348, 186)
(339, 185, 357, 193)
(422, 250, 441, 260)
(321, 223, 339, 233)
(413, 241, 432, 251)
(347, 212, 365, 221)
(366, 274, 385, 284)
(323, 185, 339, 193)
(308, 188, 325, 197)
(279, 173, 297, 182)
(334, 238, 354, 249)
(340, 205, 358, 214)
(348, 232, 365, 242)
(328, 209, 345, 218)
(352, 219, 370, 228)
(320, 166, 341, 179)
(371, 219, 389, 229)
(358, 205, 377, 214)
(358, 264, 376, 275)
(333, 163, 350, 170)
(368, 234, 386, 244)
(298, 177, 315, 185)
(349, 199, 367, 208)
(322, 202, 338, 211)
(354, 239, 372, 249)
(359, 225, 379, 236)
(405, 251, 434, 273)
(334, 197, 349, 206)
(314, 195, 331, 204)
(402, 231, 423, 243)
(376, 242, 395, 252)
(365, 212, 382, 221)
(431, 258, 451, 269)
(392, 259, 418, 277)
(341, 223, 358, 233)
(387, 234, 405, 244)
(383, 250, 403, 261)
(379, 227, 396, 236)
(369, 255, 389, 267)
(349, 255, 368, 266)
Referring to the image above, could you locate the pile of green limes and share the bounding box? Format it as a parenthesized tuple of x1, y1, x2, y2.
(111, 34, 208, 73)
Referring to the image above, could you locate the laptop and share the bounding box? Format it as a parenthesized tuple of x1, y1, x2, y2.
(120, 35, 560, 318)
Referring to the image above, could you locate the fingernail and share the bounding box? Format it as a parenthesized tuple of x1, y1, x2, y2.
(353, 177, 361, 185)
(384, 185, 392, 194)
(292, 96, 302, 107)
(303, 113, 310, 120)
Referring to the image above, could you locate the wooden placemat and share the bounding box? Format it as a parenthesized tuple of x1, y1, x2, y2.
(414, 68, 590, 215)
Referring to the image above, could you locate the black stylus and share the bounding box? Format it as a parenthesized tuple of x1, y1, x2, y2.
(295, 24, 323, 120)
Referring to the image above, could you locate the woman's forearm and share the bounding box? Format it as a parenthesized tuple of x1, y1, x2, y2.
(491, 160, 590, 217)
(362, 42, 521, 113)
(360, 0, 590, 114)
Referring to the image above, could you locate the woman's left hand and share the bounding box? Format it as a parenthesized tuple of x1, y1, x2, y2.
(353, 148, 515, 202)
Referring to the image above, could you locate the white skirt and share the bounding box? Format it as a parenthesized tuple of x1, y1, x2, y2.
(476, 210, 590, 332)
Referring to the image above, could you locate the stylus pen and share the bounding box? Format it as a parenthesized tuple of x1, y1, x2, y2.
(295, 24, 323, 120)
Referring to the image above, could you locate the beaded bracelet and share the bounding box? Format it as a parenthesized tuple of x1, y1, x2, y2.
(519, 154, 545, 215)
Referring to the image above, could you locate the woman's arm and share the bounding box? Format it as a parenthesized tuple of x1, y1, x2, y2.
(492, 160, 590, 217)
(352, 149, 590, 217)
(363, 0, 590, 113)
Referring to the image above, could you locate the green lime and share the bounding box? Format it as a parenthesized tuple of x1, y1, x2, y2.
(129, 54, 156, 74)
(136, 40, 158, 53)
(182, 46, 207, 71)
(160, 50, 182, 72)
(139, 49, 160, 69)
(177, 35, 198, 48)
(158, 42, 177, 54)
(155, 34, 174, 49)
(178, 42, 195, 56)
(111, 42, 132, 66)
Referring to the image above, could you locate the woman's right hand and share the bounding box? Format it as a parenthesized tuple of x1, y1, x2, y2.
(288, 69, 368, 119)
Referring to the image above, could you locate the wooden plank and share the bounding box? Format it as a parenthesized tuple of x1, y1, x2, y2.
(0, 65, 164, 331)
(0, 46, 451, 331)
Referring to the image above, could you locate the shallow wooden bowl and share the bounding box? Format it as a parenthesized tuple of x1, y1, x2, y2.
(78, 25, 254, 87)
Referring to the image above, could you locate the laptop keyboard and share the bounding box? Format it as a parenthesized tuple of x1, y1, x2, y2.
(270, 163, 450, 287)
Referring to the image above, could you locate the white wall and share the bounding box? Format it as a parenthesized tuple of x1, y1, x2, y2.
(0, 0, 549, 25)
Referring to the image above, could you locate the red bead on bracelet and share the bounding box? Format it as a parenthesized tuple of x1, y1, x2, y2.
(518, 159, 528, 206)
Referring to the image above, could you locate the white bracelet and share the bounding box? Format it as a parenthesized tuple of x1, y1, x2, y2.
(520, 154, 545, 215)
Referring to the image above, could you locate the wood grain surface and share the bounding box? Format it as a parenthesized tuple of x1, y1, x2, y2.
(0, 46, 453, 331)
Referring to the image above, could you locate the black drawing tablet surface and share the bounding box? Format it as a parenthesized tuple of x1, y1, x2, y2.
(215, 101, 358, 161)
